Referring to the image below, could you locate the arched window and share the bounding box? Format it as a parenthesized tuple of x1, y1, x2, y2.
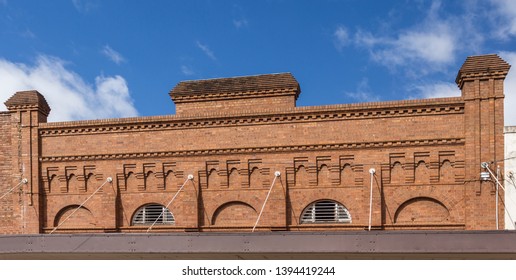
(132, 204, 175, 225)
(300, 200, 351, 224)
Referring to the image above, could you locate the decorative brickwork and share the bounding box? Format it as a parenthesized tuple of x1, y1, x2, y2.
(0, 54, 510, 233)
(170, 73, 300, 115)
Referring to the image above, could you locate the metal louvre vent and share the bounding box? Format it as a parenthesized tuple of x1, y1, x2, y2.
(132, 204, 175, 225)
(300, 200, 351, 224)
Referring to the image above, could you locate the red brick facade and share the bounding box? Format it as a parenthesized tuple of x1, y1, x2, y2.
(0, 54, 510, 234)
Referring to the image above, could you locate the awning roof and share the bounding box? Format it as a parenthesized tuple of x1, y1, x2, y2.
(1, 230, 516, 259)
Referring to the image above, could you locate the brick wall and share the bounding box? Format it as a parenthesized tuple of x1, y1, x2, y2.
(0, 54, 509, 234)
(35, 98, 470, 233)
(174, 94, 297, 116)
(0, 112, 15, 233)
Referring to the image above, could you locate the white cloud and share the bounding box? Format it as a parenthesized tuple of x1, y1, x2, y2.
(339, 1, 463, 73)
(351, 21, 457, 69)
(406, 52, 516, 126)
(20, 29, 36, 39)
(489, 0, 516, 39)
(101, 45, 125, 64)
(353, 29, 381, 48)
(499, 51, 516, 126)
(395, 27, 456, 64)
(233, 19, 248, 29)
(231, 4, 249, 29)
(0, 55, 138, 122)
(333, 26, 350, 50)
(72, 0, 98, 14)
(407, 82, 461, 100)
(180, 65, 195, 76)
(196, 41, 217, 61)
(344, 78, 380, 102)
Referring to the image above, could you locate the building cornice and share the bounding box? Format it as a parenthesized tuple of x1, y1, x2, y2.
(39, 97, 464, 137)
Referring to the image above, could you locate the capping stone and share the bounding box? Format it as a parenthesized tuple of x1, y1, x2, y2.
(455, 54, 511, 88)
(4, 90, 51, 116)
(169, 73, 301, 115)
(170, 72, 300, 99)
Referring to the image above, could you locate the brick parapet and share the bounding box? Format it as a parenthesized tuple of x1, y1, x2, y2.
(38, 97, 465, 137)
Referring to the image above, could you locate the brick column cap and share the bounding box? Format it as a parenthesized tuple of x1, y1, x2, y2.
(456, 54, 511, 89)
(4, 90, 51, 116)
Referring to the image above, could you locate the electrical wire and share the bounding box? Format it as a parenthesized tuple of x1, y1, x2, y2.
(146, 175, 193, 233)
(252, 171, 280, 232)
(0, 178, 28, 200)
(49, 177, 112, 234)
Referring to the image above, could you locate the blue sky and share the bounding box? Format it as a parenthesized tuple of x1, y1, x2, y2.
(1, 0, 516, 125)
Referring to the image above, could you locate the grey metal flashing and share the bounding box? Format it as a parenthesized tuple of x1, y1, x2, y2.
(1, 230, 516, 259)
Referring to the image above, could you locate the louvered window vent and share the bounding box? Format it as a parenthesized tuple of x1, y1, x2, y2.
(132, 204, 175, 225)
(300, 200, 351, 224)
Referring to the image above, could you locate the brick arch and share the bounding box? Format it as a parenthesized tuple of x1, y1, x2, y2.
(394, 197, 450, 223)
(293, 194, 358, 222)
(440, 160, 454, 183)
(340, 164, 354, 186)
(130, 201, 164, 221)
(165, 170, 178, 190)
(206, 192, 262, 224)
(415, 160, 430, 184)
(47, 174, 57, 193)
(145, 171, 161, 191)
(298, 193, 354, 211)
(295, 165, 308, 187)
(85, 172, 95, 192)
(54, 205, 95, 228)
(302, 198, 350, 210)
(211, 201, 257, 226)
(249, 167, 261, 188)
(228, 167, 241, 188)
(390, 161, 404, 184)
(208, 168, 220, 188)
(300, 199, 352, 224)
(318, 164, 331, 186)
(67, 173, 80, 193)
(389, 187, 462, 222)
(126, 171, 137, 192)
